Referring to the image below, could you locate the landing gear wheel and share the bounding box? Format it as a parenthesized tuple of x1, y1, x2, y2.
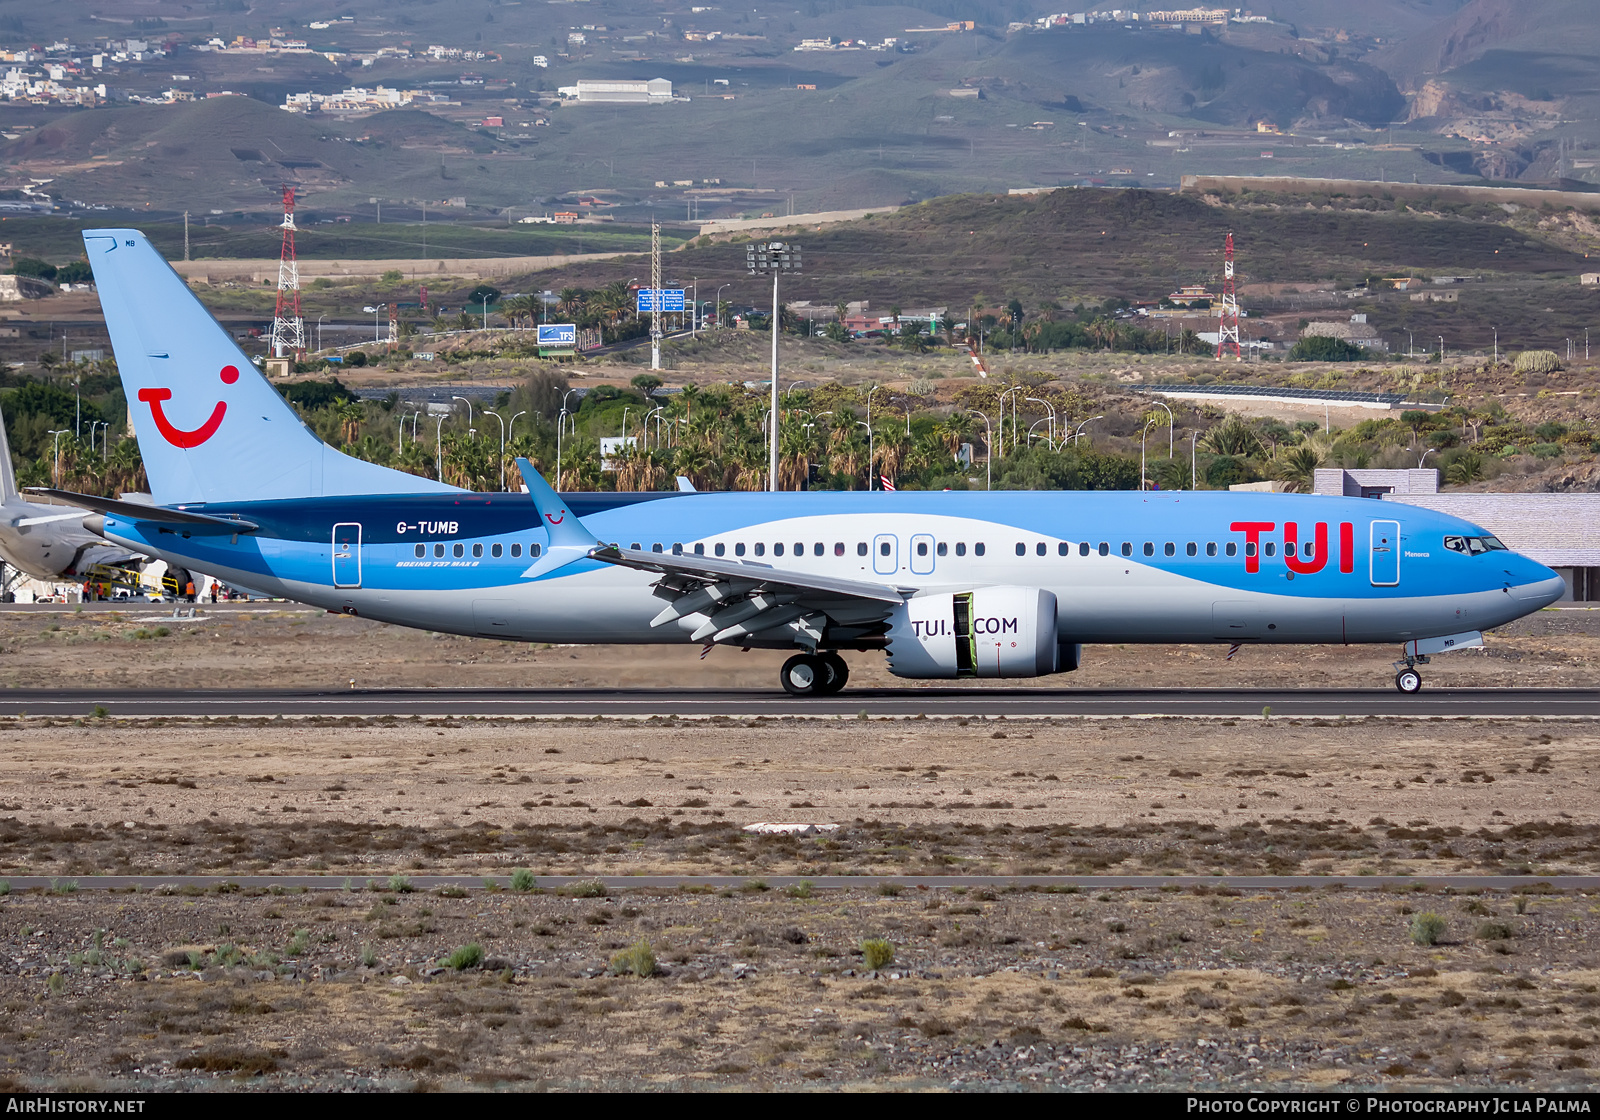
(1395, 667, 1423, 694)
(780, 653, 825, 696)
(819, 652, 849, 695)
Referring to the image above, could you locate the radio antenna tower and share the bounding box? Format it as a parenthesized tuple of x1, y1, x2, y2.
(649, 220, 662, 371)
(1216, 231, 1241, 361)
(269, 185, 305, 359)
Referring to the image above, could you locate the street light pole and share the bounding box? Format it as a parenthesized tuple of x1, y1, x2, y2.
(1191, 430, 1197, 490)
(865, 384, 879, 490)
(747, 241, 800, 493)
(317, 314, 325, 354)
(1148, 398, 1174, 459)
(1025, 397, 1056, 449)
(48, 430, 67, 487)
(484, 409, 507, 491)
(714, 284, 730, 329)
(1141, 419, 1157, 490)
(1073, 415, 1103, 445)
(452, 395, 473, 427)
(434, 414, 446, 482)
(968, 410, 992, 490)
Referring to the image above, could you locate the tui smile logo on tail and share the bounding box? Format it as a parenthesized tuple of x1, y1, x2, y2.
(138, 365, 239, 448)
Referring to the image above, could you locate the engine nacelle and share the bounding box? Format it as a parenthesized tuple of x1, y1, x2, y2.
(885, 585, 1065, 679)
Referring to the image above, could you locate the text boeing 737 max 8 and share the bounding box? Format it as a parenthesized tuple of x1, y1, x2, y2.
(42, 229, 1567, 695)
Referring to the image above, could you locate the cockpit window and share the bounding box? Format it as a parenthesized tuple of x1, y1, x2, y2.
(1445, 534, 1508, 555)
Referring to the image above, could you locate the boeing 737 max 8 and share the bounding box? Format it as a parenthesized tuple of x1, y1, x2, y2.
(38, 229, 1567, 694)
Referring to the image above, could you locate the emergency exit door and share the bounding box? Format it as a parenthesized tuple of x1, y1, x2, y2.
(1369, 520, 1399, 587)
(333, 522, 362, 588)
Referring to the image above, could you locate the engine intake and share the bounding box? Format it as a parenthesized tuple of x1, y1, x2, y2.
(885, 586, 1069, 679)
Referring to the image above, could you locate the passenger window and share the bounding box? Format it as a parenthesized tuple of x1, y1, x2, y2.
(1098, 542, 1109, 556)
(814, 542, 824, 557)
(1015, 542, 1026, 557)
(631, 543, 642, 551)
(491, 543, 502, 558)
(937, 542, 948, 557)
(1058, 542, 1069, 556)
(453, 543, 465, 558)
(1036, 542, 1046, 556)
(530, 543, 541, 557)
(414, 544, 425, 558)
(856, 542, 867, 556)
(774, 543, 785, 557)
(754, 543, 765, 557)
(1186, 542, 1196, 557)
(472, 543, 483, 558)
(795, 542, 804, 556)
(694, 543, 704, 556)
(975, 543, 986, 557)
(434, 544, 445, 558)
(880, 542, 891, 556)
(1143, 542, 1154, 557)
(916, 541, 928, 557)
(1225, 542, 1236, 557)
(1265, 542, 1276, 558)
(1205, 542, 1216, 557)
(955, 543, 967, 557)
(651, 543, 664, 553)
(1080, 542, 1090, 557)
(1121, 542, 1132, 557)
(1285, 541, 1296, 557)
(834, 542, 845, 556)
(736, 543, 746, 557)
(673, 543, 683, 555)
(1244, 542, 1256, 558)
(1164, 542, 1175, 557)
(715, 542, 726, 557)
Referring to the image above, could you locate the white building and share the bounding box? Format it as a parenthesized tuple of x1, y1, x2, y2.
(562, 78, 672, 103)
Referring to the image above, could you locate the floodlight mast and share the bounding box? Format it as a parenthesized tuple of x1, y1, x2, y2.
(748, 241, 801, 492)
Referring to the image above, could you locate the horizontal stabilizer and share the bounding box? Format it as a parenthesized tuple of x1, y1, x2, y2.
(25, 488, 259, 531)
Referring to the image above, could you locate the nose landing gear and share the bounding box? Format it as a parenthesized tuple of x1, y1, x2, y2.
(1392, 652, 1429, 694)
(779, 651, 850, 696)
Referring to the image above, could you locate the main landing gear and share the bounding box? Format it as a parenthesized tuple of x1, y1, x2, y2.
(779, 651, 850, 697)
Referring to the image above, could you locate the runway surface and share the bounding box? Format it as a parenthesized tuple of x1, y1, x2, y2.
(3, 874, 1593, 892)
(0, 686, 1595, 718)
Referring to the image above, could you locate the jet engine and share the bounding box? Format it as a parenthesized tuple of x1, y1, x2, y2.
(885, 586, 1074, 679)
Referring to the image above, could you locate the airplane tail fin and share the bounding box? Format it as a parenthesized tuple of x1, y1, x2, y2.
(0, 397, 16, 503)
(82, 229, 457, 506)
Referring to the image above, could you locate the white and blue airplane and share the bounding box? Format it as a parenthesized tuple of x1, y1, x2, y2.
(35, 228, 1567, 695)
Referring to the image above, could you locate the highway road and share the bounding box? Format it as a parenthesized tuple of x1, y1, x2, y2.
(2, 874, 1594, 892)
(0, 687, 1596, 719)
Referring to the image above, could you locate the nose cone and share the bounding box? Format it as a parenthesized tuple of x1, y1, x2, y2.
(1509, 560, 1567, 609)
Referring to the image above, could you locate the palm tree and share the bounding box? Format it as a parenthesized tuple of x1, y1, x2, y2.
(1201, 417, 1264, 458)
(1274, 445, 1323, 493)
(336, 400, 364, 445)
(1087, 317, 1117, 351)
(558, 287, 586, 318)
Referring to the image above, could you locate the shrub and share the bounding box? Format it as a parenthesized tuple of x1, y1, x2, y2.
(284, 929, 311, 957)
(784, 880, 813, 899)
(1513, 350, 1562, 375)
(444, 942, 484, 970)
(0, 879, 9, 896)
(510, 868, 536, 893)
(388, 874, 413, 893)
(1410, 912, 1448, 946)
(1289, 335, 1365, 363)
(1477, 921, 1514, 941)
(565, 878, 607, 898)
(861, 938, 895, 970)
(608, 941, 657, 978)
(877, 882, 903, 897)
(359, 943, 378, 968)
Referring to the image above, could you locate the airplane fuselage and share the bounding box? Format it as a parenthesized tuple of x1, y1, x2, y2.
(94, 488, 1564, 649)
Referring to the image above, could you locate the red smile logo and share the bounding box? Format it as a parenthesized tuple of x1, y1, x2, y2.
(139, 365, 238, 449)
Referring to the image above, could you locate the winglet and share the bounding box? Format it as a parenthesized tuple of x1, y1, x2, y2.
(515, 458, 598, 549)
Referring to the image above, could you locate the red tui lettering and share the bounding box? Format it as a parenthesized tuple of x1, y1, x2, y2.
(1230, 521, 1275, 574)
(1284, 522, 1329, 574)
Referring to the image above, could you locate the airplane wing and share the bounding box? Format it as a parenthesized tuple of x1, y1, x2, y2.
(588, 543, 909, 649)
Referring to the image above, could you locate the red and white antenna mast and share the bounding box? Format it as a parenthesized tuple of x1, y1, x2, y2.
(269, 184, 305, 360)
(1216, 231, 1241, 361)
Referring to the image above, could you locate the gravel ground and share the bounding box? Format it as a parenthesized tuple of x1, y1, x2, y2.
(1, 883, 1597, 1091)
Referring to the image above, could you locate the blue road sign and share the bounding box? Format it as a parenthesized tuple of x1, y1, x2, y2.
(636, 289, 686, 313)
(538, 323, 577, 347)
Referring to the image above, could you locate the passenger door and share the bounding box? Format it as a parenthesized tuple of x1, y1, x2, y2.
(1369, 520, 1400, 587)
(332, 522, 362, 588)
(909, 533, 936, 576)
(873, 533, 898, 576)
